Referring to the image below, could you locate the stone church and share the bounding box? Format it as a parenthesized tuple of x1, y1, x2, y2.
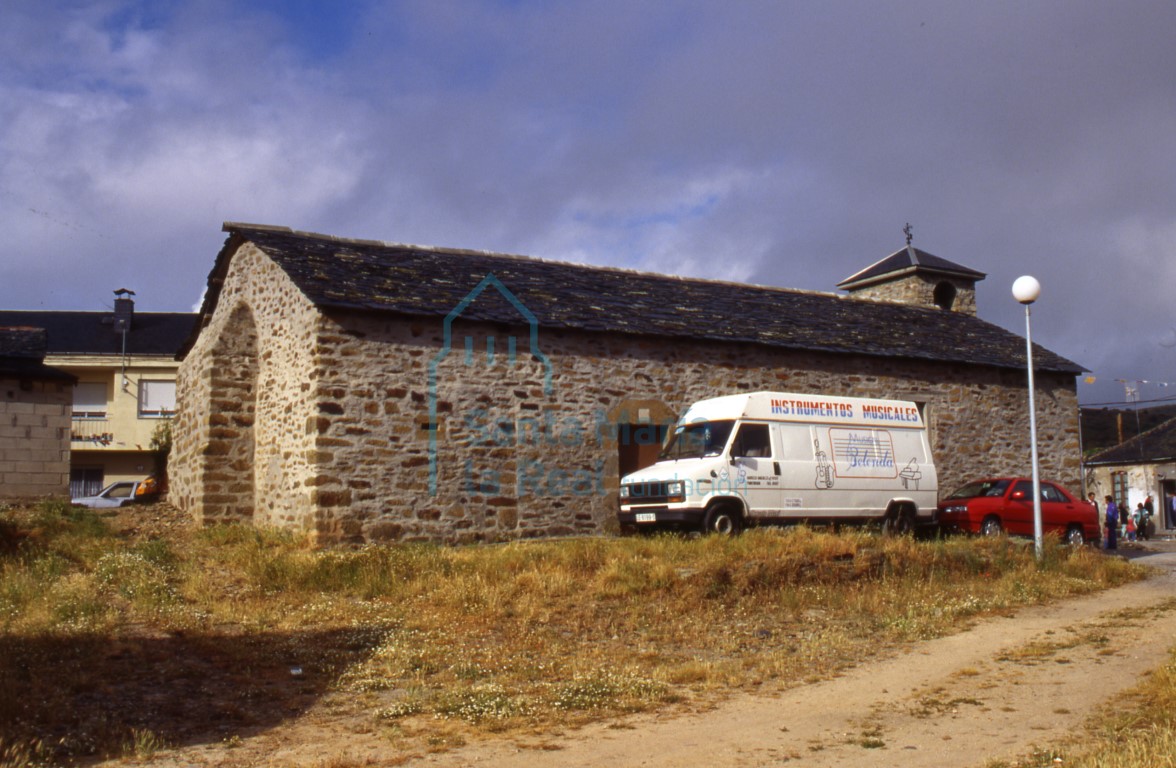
(170, 223, 1083, 543)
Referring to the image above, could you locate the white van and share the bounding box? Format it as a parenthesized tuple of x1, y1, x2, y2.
(617, 391, 937, 534)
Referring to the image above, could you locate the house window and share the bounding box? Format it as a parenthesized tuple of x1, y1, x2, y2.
(138, 380, 176, 418)
(73, 382, 108, 419)
(1112, 471, 1129, 512)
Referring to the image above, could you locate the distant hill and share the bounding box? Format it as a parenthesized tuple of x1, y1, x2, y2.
(1080, 404, 1176, 456)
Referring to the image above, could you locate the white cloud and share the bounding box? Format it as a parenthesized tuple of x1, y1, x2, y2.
(4, 0, 1176, 406)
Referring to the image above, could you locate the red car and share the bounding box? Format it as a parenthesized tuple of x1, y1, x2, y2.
(938, 477, 1099, 545)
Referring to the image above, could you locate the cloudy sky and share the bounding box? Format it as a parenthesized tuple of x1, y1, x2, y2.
(3, 1, 1175, 406)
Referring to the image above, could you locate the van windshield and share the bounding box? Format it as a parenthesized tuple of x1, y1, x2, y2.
(659, 420, 736, 461)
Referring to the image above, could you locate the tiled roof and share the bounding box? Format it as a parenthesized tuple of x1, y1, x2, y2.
(189, 223, 1082, 375)
(838, 246, 987, 290)
(0, 311, 198, 357)
(1085, 415, 1176, 465)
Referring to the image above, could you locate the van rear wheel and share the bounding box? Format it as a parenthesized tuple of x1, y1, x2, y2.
(702, 505, 742, 536)
(882, 507, 915, 537)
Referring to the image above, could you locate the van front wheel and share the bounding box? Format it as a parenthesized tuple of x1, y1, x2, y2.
(702, 505, 742, 536)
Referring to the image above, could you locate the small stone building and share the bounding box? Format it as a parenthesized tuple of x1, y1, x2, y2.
(0, 327, 74, 501)
(171, 223, 1084, 543)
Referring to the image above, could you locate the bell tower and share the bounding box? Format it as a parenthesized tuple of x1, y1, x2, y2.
(837, 225, 985, 315)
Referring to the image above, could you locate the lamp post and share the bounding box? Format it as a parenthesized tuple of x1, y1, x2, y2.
(1012, 275, 1044, 559)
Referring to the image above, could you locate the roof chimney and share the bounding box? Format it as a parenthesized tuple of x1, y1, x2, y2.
(113, 288, 136, 332)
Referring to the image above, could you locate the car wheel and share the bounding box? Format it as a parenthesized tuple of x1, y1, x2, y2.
(981, 516, 1003, 537)
(1065, 525, 1085, 546)
(702, 504, 741, 536)
(882, 507, 915, 537)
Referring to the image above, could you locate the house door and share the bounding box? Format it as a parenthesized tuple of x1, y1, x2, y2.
(728, 422, 783, 517)
(617, 422, 667, 479)
(1163, 480, 1176, 531)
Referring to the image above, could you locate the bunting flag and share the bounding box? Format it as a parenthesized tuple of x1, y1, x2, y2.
(1078, 376, 1176, 407)
(1078, 377, 1176, 388)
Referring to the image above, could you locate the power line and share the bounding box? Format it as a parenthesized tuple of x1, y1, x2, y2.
(1081, 393, 1176, 408)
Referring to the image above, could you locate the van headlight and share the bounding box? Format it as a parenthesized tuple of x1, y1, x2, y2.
(619, 485, 631, 499)
(666, 480, 685, 502)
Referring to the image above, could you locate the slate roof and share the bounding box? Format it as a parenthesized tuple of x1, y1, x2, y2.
(838, 246, 987, 290)
(0, 326, 48, 359)
(188, 223, 1083, 375)
(0, 326, 75, 381)
(0, 311, 198, 357)
(1085, 415, 1176, 465)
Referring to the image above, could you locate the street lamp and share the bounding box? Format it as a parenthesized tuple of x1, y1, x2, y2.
(1012, 275, 1044, 559)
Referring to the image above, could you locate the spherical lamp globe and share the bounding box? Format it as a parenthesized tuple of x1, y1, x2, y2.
(1012, 275, 1041, 305)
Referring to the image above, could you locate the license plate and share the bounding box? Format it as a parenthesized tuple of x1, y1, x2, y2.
(635, 513, 657, 523)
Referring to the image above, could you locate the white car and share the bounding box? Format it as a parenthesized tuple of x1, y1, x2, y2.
(71, 481, 143, 509)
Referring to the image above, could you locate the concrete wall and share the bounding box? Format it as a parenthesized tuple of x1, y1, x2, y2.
(0, 376, 71, 500)
(56, 359, 179, 486)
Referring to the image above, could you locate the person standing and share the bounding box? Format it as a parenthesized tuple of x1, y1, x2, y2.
(1104, 496, 1119, 550)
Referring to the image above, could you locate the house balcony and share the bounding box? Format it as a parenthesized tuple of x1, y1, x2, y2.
(71, 418, 114, 446)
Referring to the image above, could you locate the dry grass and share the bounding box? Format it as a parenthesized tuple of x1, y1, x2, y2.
(0, 499, 1147, 765)
(991, 639, 1176, 768)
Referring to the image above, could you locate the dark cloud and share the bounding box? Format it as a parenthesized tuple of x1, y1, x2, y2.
(2, 1, 1174, 405)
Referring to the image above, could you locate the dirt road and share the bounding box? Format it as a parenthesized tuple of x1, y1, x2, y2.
(121, 544, 1176, 768)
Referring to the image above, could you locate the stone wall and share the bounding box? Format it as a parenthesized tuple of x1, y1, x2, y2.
(171, 243, 322, 529)
(0, 376, 71, 500)
(302, 308, 1078, 543)
(847, 274, 978, 315)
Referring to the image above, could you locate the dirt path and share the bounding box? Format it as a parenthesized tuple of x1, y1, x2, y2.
(119, 545, 1176, 768)
(394, 547, 1176, 768)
